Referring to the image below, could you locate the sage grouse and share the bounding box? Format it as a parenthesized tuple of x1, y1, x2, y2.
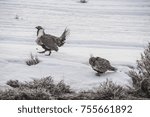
(89, 56, 117, 75)
(35, 26, 69, 55)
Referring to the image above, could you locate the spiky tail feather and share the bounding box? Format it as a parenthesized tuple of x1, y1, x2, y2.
(58, 28, 70, 47)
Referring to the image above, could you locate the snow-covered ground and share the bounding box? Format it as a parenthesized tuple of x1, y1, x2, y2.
(0, 0, 150, 91)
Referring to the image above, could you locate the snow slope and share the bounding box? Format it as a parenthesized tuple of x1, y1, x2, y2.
(0, 0, 150, 91)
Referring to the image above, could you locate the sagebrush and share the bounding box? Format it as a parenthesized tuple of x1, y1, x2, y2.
(3, 76, 73, 100)
(129, 43, 150, 98)
(0, 77, 146, 100)
(26, 53, 40, 66)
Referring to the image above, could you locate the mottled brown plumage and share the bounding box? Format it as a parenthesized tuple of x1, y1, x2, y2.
(35, 26, 69, 55)
(89, 56, 117, 75)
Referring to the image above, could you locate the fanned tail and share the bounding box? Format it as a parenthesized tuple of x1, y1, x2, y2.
(58, 28, 70, 47)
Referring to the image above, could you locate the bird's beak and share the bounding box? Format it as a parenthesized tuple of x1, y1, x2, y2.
(35, 26, 38, 29)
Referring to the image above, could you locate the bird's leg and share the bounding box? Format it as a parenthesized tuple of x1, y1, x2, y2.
(96, 72, 101, 76)
(38, 50, 47, 53)
(95, 72, 103, 76)
(48, 51, 51, 56)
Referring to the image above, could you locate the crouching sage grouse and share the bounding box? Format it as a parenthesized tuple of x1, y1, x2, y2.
(35, 26, 69, 56)
(89, 56, 117, 75)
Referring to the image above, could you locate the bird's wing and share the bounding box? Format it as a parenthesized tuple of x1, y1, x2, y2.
(40, 35, 58, 51)
(45, 34, 62, 46)
(94, 60, 103, 70)
(93, 58, 110, 73)
(97, 57, 110, 67)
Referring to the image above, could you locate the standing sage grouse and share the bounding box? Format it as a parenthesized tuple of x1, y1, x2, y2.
(35, 26, 69, 55)
(89, 56, 117, 75)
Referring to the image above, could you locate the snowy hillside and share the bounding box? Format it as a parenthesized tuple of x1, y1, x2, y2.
(0, 0, 150, 91)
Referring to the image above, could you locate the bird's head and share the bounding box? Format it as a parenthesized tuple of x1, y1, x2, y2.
(89, 56, 96, 65)
(35, 26, 45, 37)
(35, 26, 43, 30)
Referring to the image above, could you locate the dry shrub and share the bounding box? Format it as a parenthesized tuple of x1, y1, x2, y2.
(26, 53, 40, 66)
(0, 78, 148, 100)
(129, 43, 150, 98)
(67, 81, 130, 100)
(2, 76, 73, 100)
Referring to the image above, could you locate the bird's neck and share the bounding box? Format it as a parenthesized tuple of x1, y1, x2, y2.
(37, 29, 45, 38)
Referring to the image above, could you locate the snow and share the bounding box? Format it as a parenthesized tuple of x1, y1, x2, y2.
(0, 0, 150, 91)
